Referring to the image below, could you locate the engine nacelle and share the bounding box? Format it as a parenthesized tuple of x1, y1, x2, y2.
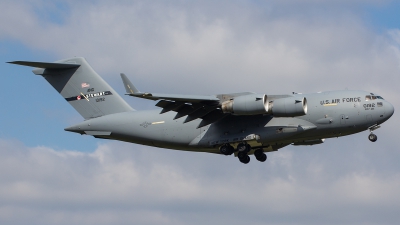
(270, 97, 307, 117)
(221, 94, 269, 115)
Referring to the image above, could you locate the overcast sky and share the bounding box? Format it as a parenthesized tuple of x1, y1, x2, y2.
(0, 1, 400, 225)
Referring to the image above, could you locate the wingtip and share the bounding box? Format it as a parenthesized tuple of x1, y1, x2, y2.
(120, 73, 139, 94)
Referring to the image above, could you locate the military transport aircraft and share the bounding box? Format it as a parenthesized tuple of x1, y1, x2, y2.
(8, 57, 395, 164)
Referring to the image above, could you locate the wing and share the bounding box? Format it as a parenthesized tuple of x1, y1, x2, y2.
(121, 73, 236, 128)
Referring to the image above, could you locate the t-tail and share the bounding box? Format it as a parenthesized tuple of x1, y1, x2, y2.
(8, 57, 134, 119)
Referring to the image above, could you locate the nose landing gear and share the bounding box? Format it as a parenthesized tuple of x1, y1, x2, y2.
(368, 133, 377, 142)
(368, 124, 380, 142)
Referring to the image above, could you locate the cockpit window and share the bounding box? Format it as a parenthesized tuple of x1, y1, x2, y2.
(366, 95, 384, 100)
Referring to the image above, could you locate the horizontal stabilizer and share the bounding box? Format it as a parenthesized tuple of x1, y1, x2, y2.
(7, 61, 80, 69)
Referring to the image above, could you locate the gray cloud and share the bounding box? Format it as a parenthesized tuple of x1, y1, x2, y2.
(2, 0, 398, 127)
(1, 1, 399, 94)
(1, 138, 400, 225)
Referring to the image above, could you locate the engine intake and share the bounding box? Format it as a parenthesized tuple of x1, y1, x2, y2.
(221, 94, 268, 115)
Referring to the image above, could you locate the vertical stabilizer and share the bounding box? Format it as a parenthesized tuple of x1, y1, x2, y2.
(9, 57, 134, 119)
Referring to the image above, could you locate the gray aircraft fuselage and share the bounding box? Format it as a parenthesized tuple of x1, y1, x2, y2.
(9, 57, 394, 164)
(65, 90, 394, 153)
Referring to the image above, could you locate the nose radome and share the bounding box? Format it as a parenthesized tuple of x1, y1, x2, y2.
(386, 101, 395, 118)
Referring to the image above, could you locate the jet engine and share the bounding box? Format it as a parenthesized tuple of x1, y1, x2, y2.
(270, 97, 307, 117)
(221, 94, 268, 115)
(221, 94, 307, 117)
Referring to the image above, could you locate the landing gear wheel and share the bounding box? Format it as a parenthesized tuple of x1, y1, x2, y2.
(237, 142, 251, 153)
(238, 151, 246, 158)
(228, 145, 234, 154)
(219, 145, 229, 155)
(238, 152, 250, 164)
(368, 133, 377, 142)
(246, 144, 251, 152)
(254, 149, 267, 162)
(219, 144, 234, 155)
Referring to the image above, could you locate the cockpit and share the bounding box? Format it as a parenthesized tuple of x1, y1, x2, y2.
(365, 93, 384, 101)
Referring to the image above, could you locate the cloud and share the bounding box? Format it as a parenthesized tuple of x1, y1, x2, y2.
(1, 1, 400, 224)
(1, 138, 400, 225)
(1, 1, 399, 96)
(2, 0, 398, 130)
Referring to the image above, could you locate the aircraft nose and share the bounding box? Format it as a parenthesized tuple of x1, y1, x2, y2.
(386, 101, 395, 118)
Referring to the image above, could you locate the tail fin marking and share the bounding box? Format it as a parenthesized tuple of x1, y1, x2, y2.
(9, 57, 134, 119)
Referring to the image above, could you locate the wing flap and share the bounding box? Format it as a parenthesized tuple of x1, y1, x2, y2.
(173, 104, 202, 119)
(160, 101, 185, 114)
(184, 106, 216, 123)
(197, 110, 228, 128)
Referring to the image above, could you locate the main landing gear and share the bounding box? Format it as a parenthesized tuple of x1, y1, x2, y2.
(219, 143, 267, 164)
(368, 124, 380, 142)
(238, 151, 250, 164)
(219, 144, 234, 155)
(254, 149, 267, 162)
(237, 142, 251, 164)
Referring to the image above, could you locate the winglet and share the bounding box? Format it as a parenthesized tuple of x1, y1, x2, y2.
(120, 73, 139, 94)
